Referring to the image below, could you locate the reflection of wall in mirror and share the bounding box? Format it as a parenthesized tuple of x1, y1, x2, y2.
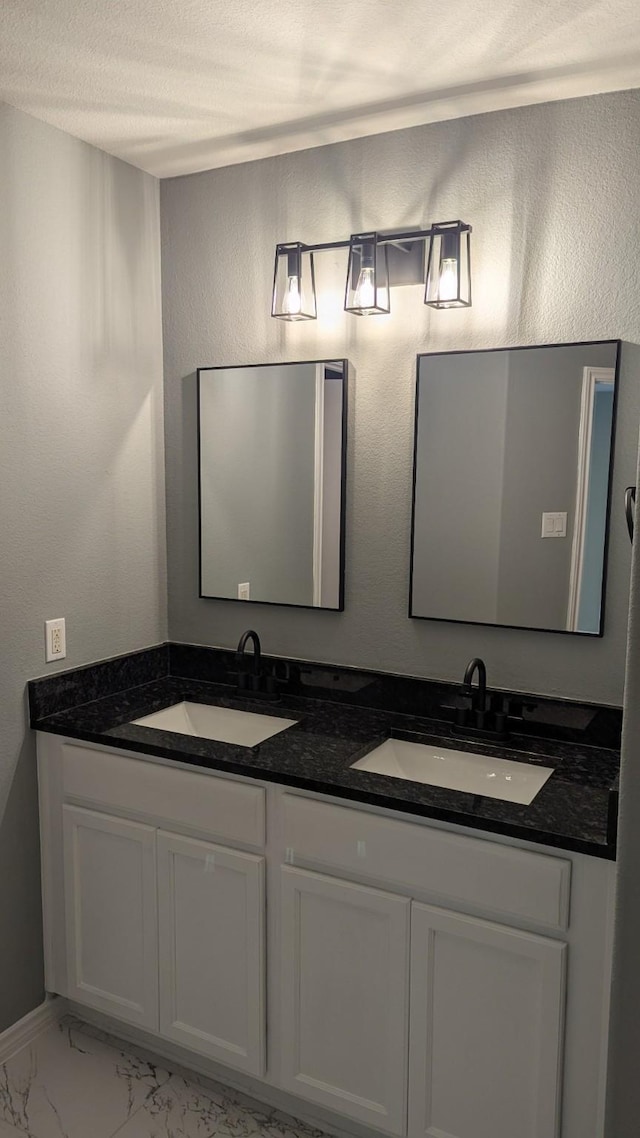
(200, 362, 343, 609)
(496, 346, 580, 629)
(412, 342, 617, 633)
(200, 364, 316, 606)
(496, 343, 616, 631)
(412, 351, 509, 624)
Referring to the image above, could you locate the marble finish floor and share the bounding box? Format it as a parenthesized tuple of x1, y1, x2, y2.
(0, 1016, 328, 1138)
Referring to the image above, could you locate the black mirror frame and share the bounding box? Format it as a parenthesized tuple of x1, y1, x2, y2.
(408, 339, 621, 636)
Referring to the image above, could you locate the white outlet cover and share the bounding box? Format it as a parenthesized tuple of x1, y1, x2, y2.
(45, 617, 66, 662)
(238, 582, 250, 600)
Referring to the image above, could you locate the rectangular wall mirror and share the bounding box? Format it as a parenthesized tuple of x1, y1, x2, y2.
(198, 359, 347, 610)
(410, 340, 620, 635)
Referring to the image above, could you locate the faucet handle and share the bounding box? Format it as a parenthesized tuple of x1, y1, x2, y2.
(454, 704, 470, 728)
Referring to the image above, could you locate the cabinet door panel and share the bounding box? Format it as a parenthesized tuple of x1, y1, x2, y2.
(62, 805, 158, 1029)
(280, 866, 410, 1135)
(409, 904, 566, 1138)
(157, 831, 265, 1075)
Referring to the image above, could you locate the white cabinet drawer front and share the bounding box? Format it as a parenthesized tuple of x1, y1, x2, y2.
(61, 743, 265, 847)
(62, 805, 158, 1029)
(409, 904, 566, 1138)
(157, 831, 265, 1076)
(282, 794, 571, 931)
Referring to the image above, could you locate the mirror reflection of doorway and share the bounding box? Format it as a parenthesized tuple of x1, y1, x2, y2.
(312, 364, 344, 607)
(567, 367, 616, 632)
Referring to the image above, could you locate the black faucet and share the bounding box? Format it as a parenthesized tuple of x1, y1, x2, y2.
(236, 629, 262, 678)
(235, 630, 278, 698)
(463, 657, 487, 714)
(452, 657, 510, 741)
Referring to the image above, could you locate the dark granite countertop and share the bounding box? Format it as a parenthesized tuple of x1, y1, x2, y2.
(29, 647, 620, 860)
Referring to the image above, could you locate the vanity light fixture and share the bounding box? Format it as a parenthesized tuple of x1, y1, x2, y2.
(424, 221, 471, 309)
(271, 242, 317, 320)
(344, 232, 390, 316)
(270, 221, 472, 320)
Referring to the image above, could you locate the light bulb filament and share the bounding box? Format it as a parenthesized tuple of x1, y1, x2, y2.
(354, 266, 376, 311)
(438, 258, 458, 304)
(283, 275, 302, 316)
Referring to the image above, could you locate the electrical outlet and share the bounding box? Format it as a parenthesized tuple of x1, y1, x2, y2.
(45, 617, 66, 662)
(238, 582, 250, 600)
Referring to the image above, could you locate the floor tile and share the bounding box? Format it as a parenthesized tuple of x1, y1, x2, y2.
(114, 1074, 328, 1138)
(0, 1121, 25, 1138)
(0, 1016, 171, 1138)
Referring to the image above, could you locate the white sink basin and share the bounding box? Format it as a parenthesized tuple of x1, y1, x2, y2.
(130, 701, 297, 747)
(351, 737, 553, 804)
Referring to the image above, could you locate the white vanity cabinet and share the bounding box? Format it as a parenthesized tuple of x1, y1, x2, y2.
(156, 830, 265, 1074)
(408, 904, 565, 1138)
(277, 863, 566, 1138)
(37, 734, 615, 1138)
(62, 804, 158, 1029)
(279, 865, 411, 1133)
(38, 736, 267, 1076)
(277, 794, 610, 1138)
(278, 876, 566, 1138)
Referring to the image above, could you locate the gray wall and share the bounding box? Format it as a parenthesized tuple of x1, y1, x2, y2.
(412, 351, 509, 624)
(0, 103, 166, 1030)
(199, 364, 316, 606)
(161, 88, 640, 705)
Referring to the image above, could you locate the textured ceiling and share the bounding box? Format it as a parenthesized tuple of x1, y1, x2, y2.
(2, 0, 640, 178)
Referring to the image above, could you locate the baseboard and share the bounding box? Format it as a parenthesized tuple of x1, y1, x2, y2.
(67, 1002, 377, 1138)
(0, 995, 66, 1064)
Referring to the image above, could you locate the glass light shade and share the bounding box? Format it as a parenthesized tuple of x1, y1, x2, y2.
(272, 243, 317, 320)
(424, 222, 472, 309)
(344, 232, 390, 315)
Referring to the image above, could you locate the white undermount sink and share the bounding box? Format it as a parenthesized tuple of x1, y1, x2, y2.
(351, 737, 553, 804)
(130, 701, 297, 747)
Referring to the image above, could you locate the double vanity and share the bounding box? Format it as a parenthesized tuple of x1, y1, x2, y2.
(132, 695, 555, 806)
(31, 641, 620, 1138)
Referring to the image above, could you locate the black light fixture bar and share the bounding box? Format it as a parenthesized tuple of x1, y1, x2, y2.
(270, 222, 472, 320)
(300, 225, 466, 254)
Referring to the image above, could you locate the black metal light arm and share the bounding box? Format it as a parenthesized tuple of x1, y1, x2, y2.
(271, 221, 472, 319)
(300, 223, 471, 254)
